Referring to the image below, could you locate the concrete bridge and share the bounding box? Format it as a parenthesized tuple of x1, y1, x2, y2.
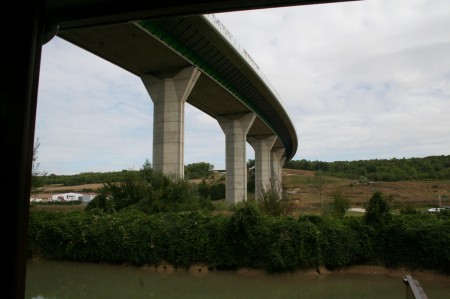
(58, 14, 298, 203)
(4, 1, 361, 296)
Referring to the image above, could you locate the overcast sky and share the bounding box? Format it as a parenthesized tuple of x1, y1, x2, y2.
(36, 0, 450, 175)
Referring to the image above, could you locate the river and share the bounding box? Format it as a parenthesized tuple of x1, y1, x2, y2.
(25, 259, 450, 299)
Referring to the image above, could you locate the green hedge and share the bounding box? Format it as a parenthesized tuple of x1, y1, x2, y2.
(27, 207, 450, 274)
(379, 214, 450, 272)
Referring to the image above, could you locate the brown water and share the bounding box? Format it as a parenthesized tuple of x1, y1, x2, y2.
(25, 260, 450, 299)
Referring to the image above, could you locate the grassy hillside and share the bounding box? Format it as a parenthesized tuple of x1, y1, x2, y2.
(282, 168, 450, 214)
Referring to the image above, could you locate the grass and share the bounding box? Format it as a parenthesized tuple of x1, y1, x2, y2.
(345, 211, 365, 217)
(282, 169, 450, 211)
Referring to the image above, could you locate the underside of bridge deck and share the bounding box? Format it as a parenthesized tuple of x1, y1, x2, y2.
(3, 1, 360, 298)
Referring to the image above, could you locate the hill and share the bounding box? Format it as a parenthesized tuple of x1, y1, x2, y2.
(282, 168, 450, 214)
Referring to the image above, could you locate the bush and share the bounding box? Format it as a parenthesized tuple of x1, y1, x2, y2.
(197, 180, 225, 200)
(379, 215, 450, 272)
(89, 161, 212, 214)
(28, 207, 450, 274)
(329, 188, 350, 219)
(318, 218, 361, 269)
(257, 177, 293, 216)
(399, 206, 420, 215)
(85, 193, 114, 213)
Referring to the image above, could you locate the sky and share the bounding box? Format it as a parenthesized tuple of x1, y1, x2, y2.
(35, 0, 450, 175)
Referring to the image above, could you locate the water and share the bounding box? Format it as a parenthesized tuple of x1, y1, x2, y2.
(25, 260, 450, 299)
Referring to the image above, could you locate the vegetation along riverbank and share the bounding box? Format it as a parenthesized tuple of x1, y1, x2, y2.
(28, 159, 450, 276)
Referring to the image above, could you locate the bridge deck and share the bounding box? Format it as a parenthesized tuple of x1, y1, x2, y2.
(58, 15, 298, 160)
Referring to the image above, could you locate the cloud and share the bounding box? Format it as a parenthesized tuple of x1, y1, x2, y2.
(185, 106, 225, 168)
(36, 0, 450, 174)
(217, 0, 450, 162)
(37, 38, 153, 174)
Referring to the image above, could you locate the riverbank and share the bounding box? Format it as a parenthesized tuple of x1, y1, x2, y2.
(133, 259, 449, 283)
(30, 256, 448, 281)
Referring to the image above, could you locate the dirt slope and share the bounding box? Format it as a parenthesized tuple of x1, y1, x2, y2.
(282, 169, 450, 211)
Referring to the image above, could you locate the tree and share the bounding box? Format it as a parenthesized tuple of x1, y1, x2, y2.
(364, 190, 392, 226)
(329, 188, 350, 219)
(31, 138, 46, 197)
(247, 159, 255, 168)
(184, 162, 214, 179)
(92, 160, 212, 214)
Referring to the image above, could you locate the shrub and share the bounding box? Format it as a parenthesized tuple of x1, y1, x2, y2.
(379, 214, 450, 272)
(399, 206, 420, 215)
(197, 180, 226, 200)
(28, 206, 450, 274)
(87, 161, 212, 214)
(85, 193, 114, 213)
(258, 177, 293, 216)
(329, 188, 350, 219)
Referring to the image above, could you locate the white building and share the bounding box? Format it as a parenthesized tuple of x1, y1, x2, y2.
(51, 192, 96, 203)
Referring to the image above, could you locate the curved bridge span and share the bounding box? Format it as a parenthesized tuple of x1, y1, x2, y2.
(2, 1, 363, 296)
(58, 14, 298, 203)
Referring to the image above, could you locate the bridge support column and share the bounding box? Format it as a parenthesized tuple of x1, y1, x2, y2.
(218, 113, 256, 204)
(271, 148, 286, 195)
(248, 135, 277, 201)
(142, 67, 201, 178)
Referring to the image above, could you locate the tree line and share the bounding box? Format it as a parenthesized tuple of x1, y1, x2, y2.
(36, 155, 450, 187)
(40, 161, 215, 186)
(284, 155, 450, 181)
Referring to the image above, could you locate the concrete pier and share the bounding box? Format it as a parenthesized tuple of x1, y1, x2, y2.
(218, 113, 256, 204)
(142, 66, 201, 178)
(248, 135, 277, 200)
(271, 148, 286, 194)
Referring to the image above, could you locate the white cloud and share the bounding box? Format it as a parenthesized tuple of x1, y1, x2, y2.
(36, 0, 450, 174)
(217, 0, 450, 162)
(37, 38, 153, 174)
